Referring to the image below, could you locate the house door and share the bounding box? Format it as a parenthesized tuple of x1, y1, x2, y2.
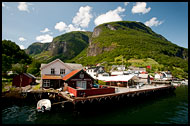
(76, 81, 86, 89)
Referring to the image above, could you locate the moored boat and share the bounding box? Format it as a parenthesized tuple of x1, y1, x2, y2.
(37, 99, 51, 112)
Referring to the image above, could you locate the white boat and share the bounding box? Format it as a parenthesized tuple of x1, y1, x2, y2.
(37, 99, 51, 112)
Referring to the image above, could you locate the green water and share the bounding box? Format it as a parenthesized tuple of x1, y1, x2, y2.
(1, 85, 188, 124)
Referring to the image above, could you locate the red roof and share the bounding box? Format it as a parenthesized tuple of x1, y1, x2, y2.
(62, 69, 81, 81)
(42, 75, 62, 79)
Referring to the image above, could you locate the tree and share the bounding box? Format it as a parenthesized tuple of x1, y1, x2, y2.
(27, 60, 41, 76)
(12, 63, 27, 74)
(2, 54, 12, 74)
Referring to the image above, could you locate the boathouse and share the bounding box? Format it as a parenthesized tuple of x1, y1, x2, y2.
(63, 69, 115, 97)
(12, 73, 36, 87)
(102, 75, 139, 87)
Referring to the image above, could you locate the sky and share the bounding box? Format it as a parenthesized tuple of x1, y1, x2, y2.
(2, 2, 188, 50)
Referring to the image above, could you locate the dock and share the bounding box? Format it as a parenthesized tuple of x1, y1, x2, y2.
(58, 84, 175, 106)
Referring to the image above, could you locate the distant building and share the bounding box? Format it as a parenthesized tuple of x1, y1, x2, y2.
(12, 73, 36, 87)
(138, 74, 153, 84)
(128, 66, 146, 73)
(111, 65, 125, 71)
(162, 71, 172, 80)
(86, 66, 105, 79)
(154, 73, 163, 80)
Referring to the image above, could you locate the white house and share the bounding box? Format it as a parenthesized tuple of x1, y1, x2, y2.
(162, 71, 172, 80)
(40, 59, 83, 89)
(154, 73, 163, 80)
(86, 66, 105, 79)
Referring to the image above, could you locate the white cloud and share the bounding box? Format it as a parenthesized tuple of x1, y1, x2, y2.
(40, 28, 50, 33)
(94, 6, 125, 26)
(19, 45, 25, 50)
(72, 6, 93, 28)
(54, 21, 85, 33)
(144, 17, 163, 27)
(124, 2, 129, 6)
(132, 2, 151, 14)
(36, 34, 53, 43)
(19, 37, 26, 41)
(67, 24, 83, 32)
(18, 2, 30, 12)
(54, 21, 67, 32)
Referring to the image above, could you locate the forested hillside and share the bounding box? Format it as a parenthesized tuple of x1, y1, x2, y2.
(25, 31, 92, 63)
(24, 21, 188, 79)
(71, 21, 188, 79)
(2, 40, 32, 74)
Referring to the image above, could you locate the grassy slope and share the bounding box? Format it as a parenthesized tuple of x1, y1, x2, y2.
(71, 21, 188, 79)
(31, 31, 92, 63)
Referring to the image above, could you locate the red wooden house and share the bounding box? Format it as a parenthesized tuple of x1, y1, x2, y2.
(63, 69, 94, 89)
(12, 73, 36, 87)
(63, 69, 115, 97)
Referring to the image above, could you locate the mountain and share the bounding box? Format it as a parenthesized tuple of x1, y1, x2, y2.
(25, 42, 49, 55)
(26, 21, 188, 79)
(71, 21, 188, 78)
(25, 31, 92, 63)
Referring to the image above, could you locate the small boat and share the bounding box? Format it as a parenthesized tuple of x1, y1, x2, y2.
(37, 99, 51, 112)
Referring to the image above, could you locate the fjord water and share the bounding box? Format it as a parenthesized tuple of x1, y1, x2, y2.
(2, 85, 188, 124)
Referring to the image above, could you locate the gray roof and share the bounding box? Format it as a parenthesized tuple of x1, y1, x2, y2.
(23, 73, 36, 79)
(40, 58, 83, 70)
(65, 63, 83, 70)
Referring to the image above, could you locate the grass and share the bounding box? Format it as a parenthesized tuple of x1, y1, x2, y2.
(2, 78, 13, 92)
(128, 58, 159, 67)
(32, 83, 41, 90)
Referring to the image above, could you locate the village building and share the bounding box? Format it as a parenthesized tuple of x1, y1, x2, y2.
(86, 66, 106, 79)
(154, 73, 164, 80)
(138, 74, 153, 84)
(98, 75, 139, 87)
(12, 73, 36, 87)
(62, 69, 115, 97)
(162, 71, 173, 80)
(111, 65, 125, 71)
(63, 69, 94, 89)
(128, 66, 146, 73)
(40, 59, 83, 89)
(154, 71, 172, 81)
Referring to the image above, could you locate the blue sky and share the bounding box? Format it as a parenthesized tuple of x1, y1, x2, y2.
(2, 2, 188, 49)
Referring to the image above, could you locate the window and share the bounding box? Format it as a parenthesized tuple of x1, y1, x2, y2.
(51, 68, 55, 74)
(43, 80, 50, 87)
(60, 69, 65, 74)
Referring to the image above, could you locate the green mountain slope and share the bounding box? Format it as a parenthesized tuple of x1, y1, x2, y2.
(71, 21, 188, 78)
(25, 42, 49, 55)
(25, 21, 188, 78)
(25, 31, 92, 63)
